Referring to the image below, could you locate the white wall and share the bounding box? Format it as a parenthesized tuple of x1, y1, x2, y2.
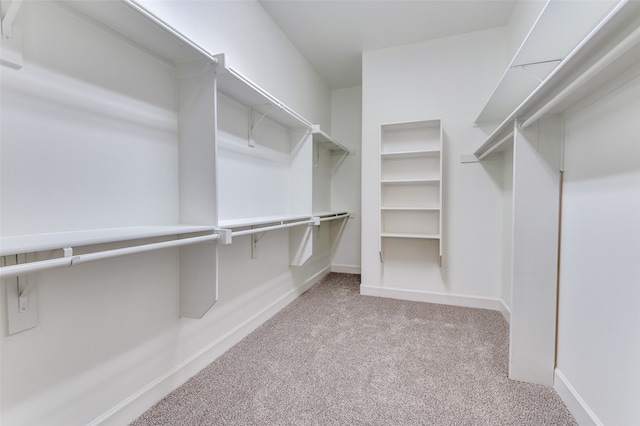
(0, 2, 333, 425)
(138, 0, 331, 130)
(504, 0, 547, 59)
(330, 87, 362, 273)
(556, 73, 640, 425)
(360, 28, 508, 306)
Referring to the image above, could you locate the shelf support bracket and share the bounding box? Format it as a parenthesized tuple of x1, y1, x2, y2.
(331, 150, 350, 175)
(249, 104, 275, 147)
(251, 227, 268, 259)
(511, 59, 562, 83)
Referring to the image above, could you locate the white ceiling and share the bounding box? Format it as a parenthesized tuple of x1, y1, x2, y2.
(259, 0, 517, 89)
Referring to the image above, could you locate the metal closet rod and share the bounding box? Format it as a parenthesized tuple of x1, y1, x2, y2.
(478, 131, 514, 160)
(230, 219, 316, 237)
(0, 233, 220, 279)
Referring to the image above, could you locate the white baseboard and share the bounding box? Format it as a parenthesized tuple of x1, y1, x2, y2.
(93, 267, 330, 426)
(554, 369, 602, 426)
(359, 285, 505, 313)
(330, 264, 361, 274)
(498, 299, 511, 324)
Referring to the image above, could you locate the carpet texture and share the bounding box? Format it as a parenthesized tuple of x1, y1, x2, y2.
(132, 273, 576, 425)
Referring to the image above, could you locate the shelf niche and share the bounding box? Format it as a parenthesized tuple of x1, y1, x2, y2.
(379, 120, 443, 264)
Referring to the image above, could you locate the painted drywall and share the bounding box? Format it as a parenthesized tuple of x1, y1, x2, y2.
(0, 2, 333, 425)
(361, 28, 507, 304)
(504, 0, 547, 59)
(556, 73, 640, 425)
(330, 87, 362, 273)
(137, 0, 331, 130)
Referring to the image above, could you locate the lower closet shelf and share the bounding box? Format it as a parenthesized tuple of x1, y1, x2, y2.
(381, 233, 440, 239)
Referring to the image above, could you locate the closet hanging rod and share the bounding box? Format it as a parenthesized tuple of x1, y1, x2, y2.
(521, 10, 640, 130)
(0, 233, 219, 279)
(478, 131, 514, 160)
(230, 219, 315, 237)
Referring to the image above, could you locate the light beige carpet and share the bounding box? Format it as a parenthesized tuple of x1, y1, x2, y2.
(132, 273, 576, 425)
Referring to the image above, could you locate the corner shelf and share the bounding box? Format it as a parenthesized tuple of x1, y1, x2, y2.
(380, 120, 443, 264)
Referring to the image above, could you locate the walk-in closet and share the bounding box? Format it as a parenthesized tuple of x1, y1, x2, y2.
(1, 0, 638, 424)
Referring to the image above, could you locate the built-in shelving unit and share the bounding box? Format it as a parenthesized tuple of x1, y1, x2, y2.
(212, 53, 318, 234)
(0, 0, 225, 330)
(0, 0, 352, 334)
(380, 120, 443, 264)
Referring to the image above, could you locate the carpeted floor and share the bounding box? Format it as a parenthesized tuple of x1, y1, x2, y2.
(132, 273, 576, 425)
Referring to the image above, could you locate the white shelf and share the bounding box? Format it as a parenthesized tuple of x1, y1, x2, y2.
(381, 233, 440, 240)
(0, 225, 216, 257)
(476, 0, 621, 125)
(474, 0, 639, 159)
(381, 149, 439, 158)
(382, 119, 441, 131)
(217, 215, 312, 229)
(381, 207, 440, 211)
(312, 126, 350, 154)
(213, 54, 313, 132)
(66, 0, 216, 66)
(381, 179, 440, 184)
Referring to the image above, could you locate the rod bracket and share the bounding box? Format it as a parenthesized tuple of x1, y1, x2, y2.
(216, 228, 232, 245)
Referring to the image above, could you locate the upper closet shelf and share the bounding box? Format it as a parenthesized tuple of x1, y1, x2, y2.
(475, 0, 623, 126)
(213, 53, 313, 132)
(66, 0, 217, 67)
(473, 0, 640, 160)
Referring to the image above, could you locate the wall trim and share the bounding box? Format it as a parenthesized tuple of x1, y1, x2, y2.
(92, 267, 330, 426)
(499, 299, 511, 324)
(359, 285, 504, 313)
(554, 368, 602, 426)
(330, 264, 361, 274)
